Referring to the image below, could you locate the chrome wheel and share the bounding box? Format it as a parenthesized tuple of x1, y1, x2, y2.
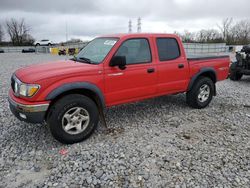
(198, 84, 210, 103)
(62, 107, 90, 135)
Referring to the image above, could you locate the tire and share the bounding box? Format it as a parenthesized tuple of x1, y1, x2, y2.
(186, 76, 214, 109)
(47, 94, 99, 144)
(229, 63, 243, 81)
(229, 71, 243, 81)
(35, 43, 40, 46)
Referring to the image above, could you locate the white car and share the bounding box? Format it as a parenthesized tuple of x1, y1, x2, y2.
(35, 39, 53, 46)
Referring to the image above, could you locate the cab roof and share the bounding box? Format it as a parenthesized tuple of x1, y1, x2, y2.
(100, 33, 179, 39)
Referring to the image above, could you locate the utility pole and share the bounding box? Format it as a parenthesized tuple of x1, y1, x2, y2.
(65, 21, 68, 60)
(137, 17, 141, 33)
(128, 19, 132, 33)
(66, 21, 68, 43)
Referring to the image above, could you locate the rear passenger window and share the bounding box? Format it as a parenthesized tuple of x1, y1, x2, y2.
(156, 38, 180, 61)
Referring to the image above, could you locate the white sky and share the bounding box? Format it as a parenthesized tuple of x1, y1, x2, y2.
(0, 0, 249, 42)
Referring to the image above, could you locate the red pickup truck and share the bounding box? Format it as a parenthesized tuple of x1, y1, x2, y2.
(8, 33, 230, 144)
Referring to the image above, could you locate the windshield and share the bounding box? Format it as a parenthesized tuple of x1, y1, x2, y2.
(76, 37, 118, 64)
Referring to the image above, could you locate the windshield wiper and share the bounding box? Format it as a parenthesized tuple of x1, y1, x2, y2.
(79, 57, 93, 64)
(70, 56, 93, 64)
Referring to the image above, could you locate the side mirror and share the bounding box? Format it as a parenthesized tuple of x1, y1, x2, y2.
(110, 56, 126, 70)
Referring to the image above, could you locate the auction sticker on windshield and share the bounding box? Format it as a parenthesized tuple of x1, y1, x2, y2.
(104, 40, 117, 45)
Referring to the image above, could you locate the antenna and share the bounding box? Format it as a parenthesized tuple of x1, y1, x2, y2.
(128, 19, 132, 33)
(137, 17, 141, 33)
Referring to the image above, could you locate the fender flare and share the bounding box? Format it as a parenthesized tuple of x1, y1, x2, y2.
(45, 82, 105, 108)
(187, 68, 217, 92)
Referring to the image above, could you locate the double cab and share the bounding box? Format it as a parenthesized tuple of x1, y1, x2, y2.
(8, 33, 230, 144)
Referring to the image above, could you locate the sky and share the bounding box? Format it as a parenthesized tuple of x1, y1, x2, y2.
(0, 0, 249, 42)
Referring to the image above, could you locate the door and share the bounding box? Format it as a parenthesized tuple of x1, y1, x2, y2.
(104, 38, 157, 106)
(155, 37, 190, 94)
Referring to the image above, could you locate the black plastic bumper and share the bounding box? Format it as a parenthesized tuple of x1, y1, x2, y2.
(8, 96, 49, 124)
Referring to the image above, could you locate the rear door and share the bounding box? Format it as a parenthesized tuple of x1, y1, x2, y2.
(104, 37, 157, 106)
(155, 37, 190, 94)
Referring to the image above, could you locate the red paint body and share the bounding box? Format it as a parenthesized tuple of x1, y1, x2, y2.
(11, 33, 230, 108)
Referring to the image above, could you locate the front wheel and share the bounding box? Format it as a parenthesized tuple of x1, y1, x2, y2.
(186, 77, 214, 109)
(47, 94, 99, 144)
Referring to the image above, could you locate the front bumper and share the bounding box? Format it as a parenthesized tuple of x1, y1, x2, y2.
(8, 94, 50, 123)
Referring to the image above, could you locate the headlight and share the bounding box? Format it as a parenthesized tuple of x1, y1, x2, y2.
(19, 84, 40, 97)
(11, 75, 40, 97)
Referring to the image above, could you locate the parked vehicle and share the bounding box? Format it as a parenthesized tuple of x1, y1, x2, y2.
(229, 45, 250, 81)
(68, 48, 76, 56)
(58, 49, 66, 55)
(35, 39, 53, 46)
(0, 49, 4, 53)
(8, 33, 230, 144)
(22, 48, 36, 53)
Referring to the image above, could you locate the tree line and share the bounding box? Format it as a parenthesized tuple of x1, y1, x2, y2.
(0, 18, 35, 46)
(0, 17, 250, 46)
(175, 18, 250, 45)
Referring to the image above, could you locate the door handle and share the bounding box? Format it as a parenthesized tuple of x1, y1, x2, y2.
(108, 72, 124, 76)
(147, 68, 155, 73)
(178, 64, 184, 69)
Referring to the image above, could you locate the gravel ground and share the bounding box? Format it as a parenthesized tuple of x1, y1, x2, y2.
(0, 53, 250, 188)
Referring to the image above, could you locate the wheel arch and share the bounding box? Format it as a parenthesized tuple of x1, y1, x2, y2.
(188, 68, 217, 95)
(45, 82, 105, 110)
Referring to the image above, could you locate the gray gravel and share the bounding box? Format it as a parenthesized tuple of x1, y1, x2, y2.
(0, 53, 250, 188)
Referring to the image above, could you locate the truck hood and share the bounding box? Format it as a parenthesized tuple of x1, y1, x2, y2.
(15, 60, 100, 83)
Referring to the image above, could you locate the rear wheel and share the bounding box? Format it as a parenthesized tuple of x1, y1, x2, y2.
(47, 94, 99, 144)
(186, 77, 214, 109)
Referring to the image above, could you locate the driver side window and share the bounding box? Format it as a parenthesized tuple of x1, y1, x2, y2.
(114, 38, 151, 65)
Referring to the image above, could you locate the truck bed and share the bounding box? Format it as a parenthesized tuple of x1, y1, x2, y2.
(187, 54, 230, 82)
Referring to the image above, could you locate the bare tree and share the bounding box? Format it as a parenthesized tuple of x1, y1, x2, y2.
(230, 19, 250, 45)
(5, 18, 31, 45)
(182, 30, 195, 42)
(217, 18, 233, 44)
(196, 29, 223, 43)
(0, 24, 4, 42)
(174, 30, 195, 43)
(175, 18, 249, 45)
(23, 33, 35, 45)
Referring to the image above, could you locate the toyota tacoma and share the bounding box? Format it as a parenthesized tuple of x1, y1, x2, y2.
(8, 33, 230, 144)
